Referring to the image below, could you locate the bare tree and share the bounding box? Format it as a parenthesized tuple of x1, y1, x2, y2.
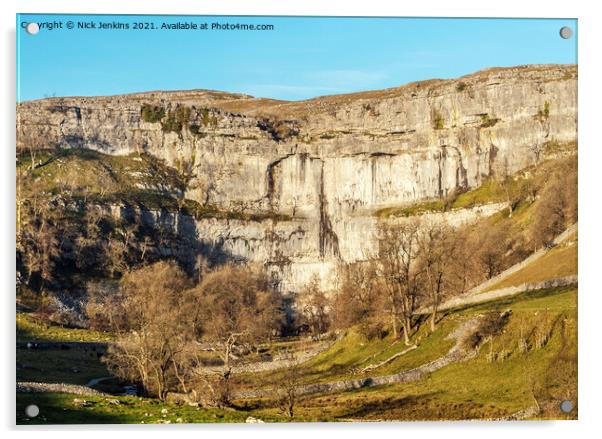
(448, 226, 480, 294)
(417, 220, 457, 332)
(531, 159, 577, 248)
(18, 185, 59, 292)
(376, 220, 421, 344)
(85, 280, 123, 331)
(103, 261, 193, 400)
(330, 262, 381, 332)
(74, 207, 105, 273)
(476, 223, 510, 280)
(105, 221, 138, 277)
(16, 168, 25, 238)
(139, 235, 153, 262)
(106, 239, 128, 277)
(187, 264, 284, 405)
(193, 253, 210, 284)
(297, 275, 330, 335)
(277, 352, 303, 418)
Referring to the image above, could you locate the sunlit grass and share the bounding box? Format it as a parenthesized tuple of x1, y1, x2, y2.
(482, 240, 577, 293)
(17, 313, 114, 343)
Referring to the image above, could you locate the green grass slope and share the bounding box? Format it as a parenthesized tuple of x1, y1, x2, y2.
(17, 313, 113, 343)
(16, 286, 577, 422)
(16, 392, 280, 424)
(246, 287, 577, 421)
(18, 147, 289, 221)
(235, 318, 456, 391)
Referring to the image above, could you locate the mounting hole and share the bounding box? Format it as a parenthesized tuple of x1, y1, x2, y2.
(25, 22, 40, 35)
(25, 404, 39, 418)
(559, 26, 573, 40)
(560, 400, 574, 413)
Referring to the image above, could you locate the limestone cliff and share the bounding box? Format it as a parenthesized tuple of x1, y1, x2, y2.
(17, 64, 578, 293)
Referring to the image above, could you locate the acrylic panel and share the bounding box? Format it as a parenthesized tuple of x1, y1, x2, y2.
(16, 14, 578, 424)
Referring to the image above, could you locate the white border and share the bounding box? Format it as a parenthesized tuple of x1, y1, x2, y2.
(2, 1, 601, 438)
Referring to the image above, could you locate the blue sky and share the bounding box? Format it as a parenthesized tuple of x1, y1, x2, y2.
(17, 15, 577, 102)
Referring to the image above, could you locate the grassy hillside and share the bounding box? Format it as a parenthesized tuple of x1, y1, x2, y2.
(482, 235, 577, 293)
(374, 177, 516, 218)
(16, 392, 277, 424)
(17, 313, 113, 343)
(16, 285, 577, 423)
(17, 147, 289, 221)
(16, 312, 114, 386)
(243, 287, 577, 421)
(16, 145, 577, 423)
(235, 318, 457, 391)
(18, 148, 186, 208)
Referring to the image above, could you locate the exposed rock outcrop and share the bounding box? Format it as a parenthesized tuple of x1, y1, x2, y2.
(17, 64, 578, 293)
(17, 381, 108, 396)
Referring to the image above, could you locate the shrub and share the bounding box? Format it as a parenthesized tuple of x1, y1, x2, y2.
(273, 122, 295, 141)
(161, 106, 191, 134)
(456, 81, 467, 92)
(140, 104, 165, 123)
(200, 108, 218, 128)
(543, 101, 550, 118)
(535, 101, 550, 123)
(330, 263, 382, 332)
(161, 113, 181, 133)
(188, 124, 206, 137)
(464, 311, 511, 350)
(431, 109, 445, 130)
(85, 280, 122, 331)
(257, 119, 298, 141)
(361, 321, 388, 340)
(296, 276, 330, 335)
(200, 108, 211, 126)
(480, 114, 500, 128)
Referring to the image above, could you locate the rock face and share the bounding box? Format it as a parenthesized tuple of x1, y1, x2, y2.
(17, 64, 578, 293)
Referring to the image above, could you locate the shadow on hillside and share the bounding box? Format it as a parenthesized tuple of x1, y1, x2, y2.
(337, 391, 443, 419)
(16, 392, 126, 425)
(16, 344, 110, 387)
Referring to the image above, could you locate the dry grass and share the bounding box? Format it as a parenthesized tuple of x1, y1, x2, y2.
(482, 238, 577, 292)
(19, 65, 576, 121)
